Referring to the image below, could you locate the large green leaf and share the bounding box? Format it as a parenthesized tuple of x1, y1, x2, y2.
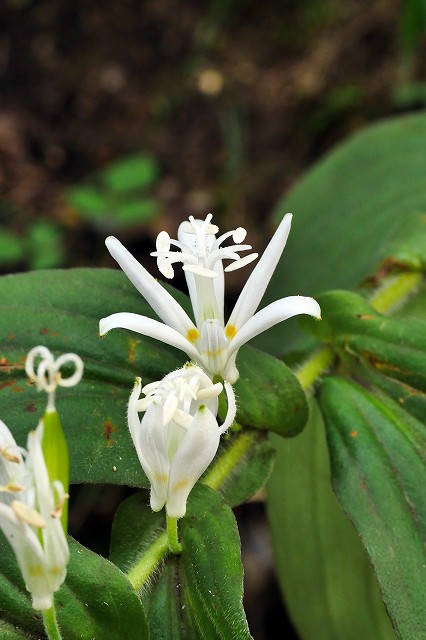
(319, 377, 426, 639)
(266, 396, 394, 640)
(0, 269, 308, 486)
(256, 112, 426, 353)
(0, 535, 148, 639)
(110, 486, 252, 640)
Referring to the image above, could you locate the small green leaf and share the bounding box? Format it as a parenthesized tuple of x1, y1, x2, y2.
(110, 486, 253, 640)
(0, 229, 24, 265)
(319, 377, 426, 639)
(0, 535, 148, 639)
(115, 198, 159, 223)
(266, 396, 394, 640)
(103, 154, 159, 193)
(67, 185, 109, 217)
(27, 222, 63, 270)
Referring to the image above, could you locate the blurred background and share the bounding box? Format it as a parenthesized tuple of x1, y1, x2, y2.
(1, 1, 426, 638)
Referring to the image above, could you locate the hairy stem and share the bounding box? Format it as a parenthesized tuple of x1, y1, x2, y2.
(42, 606, 62, 640)
(166, 516, 182, 554)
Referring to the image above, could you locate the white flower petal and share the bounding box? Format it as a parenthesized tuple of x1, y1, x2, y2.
(105, 236, 195, 337)
(219, 382, 237, 434)
(0, 503, 52, 610)
(0, 420, 24, 499)
(140, 404, 171, 513)
(127, 378, 151, 474)
(99, 313, 201, 362)
(166, 406, 220, 519)
(228, 295, 321, 356)
(228, 213, 293, 331)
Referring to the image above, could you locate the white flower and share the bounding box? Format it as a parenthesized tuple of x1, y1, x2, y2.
(25, 346, 84, 412)
(128, 364, 236, 518)
(0, 420, 69, 610)
(100, 213, 321, 383)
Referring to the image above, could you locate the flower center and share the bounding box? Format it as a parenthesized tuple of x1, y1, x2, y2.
(151, 214, 258, 279)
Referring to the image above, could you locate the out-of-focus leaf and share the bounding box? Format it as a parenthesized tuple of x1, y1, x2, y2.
(256, 112, 426, 353)
(27, 221, 63, 270)
(67, 185, 109, 218)
(103, 153, 159, 193)
(267, 396, 394, 640)
(110, 486, 252, 640)
(0, 229, 24, 264)
(115, 198, 159, 223)
(319, 377, 426, 639)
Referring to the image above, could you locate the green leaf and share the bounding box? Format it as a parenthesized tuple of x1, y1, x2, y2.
(115, 198, 159, 224)
(0, 229, 24, 265)
(0, 268, 308, 486)
(302, 290, 426, 392)
(319, 377, 426, 639)
(378, 211, 426, 270)
(234, 345, 308, 437)
(110, 486, 253, 640)
(205, 431, 276, 507)
(67, 185, 109, 218)
(102, 154, 159, 193)
(27, 222, 63, 270)
(0, 535, 148, 639)
(256, 112, 426, 353)
(266, 396, 394, 640)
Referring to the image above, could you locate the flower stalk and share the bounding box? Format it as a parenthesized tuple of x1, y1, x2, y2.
(42, 606, 63, 640)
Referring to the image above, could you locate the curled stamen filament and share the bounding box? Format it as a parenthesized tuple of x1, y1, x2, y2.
(25, 346, 84, 412)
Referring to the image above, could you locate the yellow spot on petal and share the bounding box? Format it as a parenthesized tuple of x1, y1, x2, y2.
(225, 325, 237, 340)
(187, 328, 199, 343)
(153, 473, 168, 484)
(172, 478, 190, 492)
(50, 566, 63, 577)
(28, 564, 44, 577)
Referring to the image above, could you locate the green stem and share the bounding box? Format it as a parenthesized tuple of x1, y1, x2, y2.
(127, 531, 169, 591)
(203, 430, 257, 490)
(42, 606, 62, 640)
(368, 271, 422, 314)
(295, 347, 334, 391)
(166, 515, 182, 554)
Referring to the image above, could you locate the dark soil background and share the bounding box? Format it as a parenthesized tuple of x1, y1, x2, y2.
(1, 1, 425, 638)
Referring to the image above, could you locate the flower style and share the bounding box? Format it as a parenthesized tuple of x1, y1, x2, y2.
(100, 213, 321, 383)
(128, 364, 236, 519)
(25, 346, 84, 413)
(0, 420, 69, 610)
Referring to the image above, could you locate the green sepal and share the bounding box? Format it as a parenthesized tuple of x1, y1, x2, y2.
(41, 410, 69, 531)
(319, 376, 426, 639)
